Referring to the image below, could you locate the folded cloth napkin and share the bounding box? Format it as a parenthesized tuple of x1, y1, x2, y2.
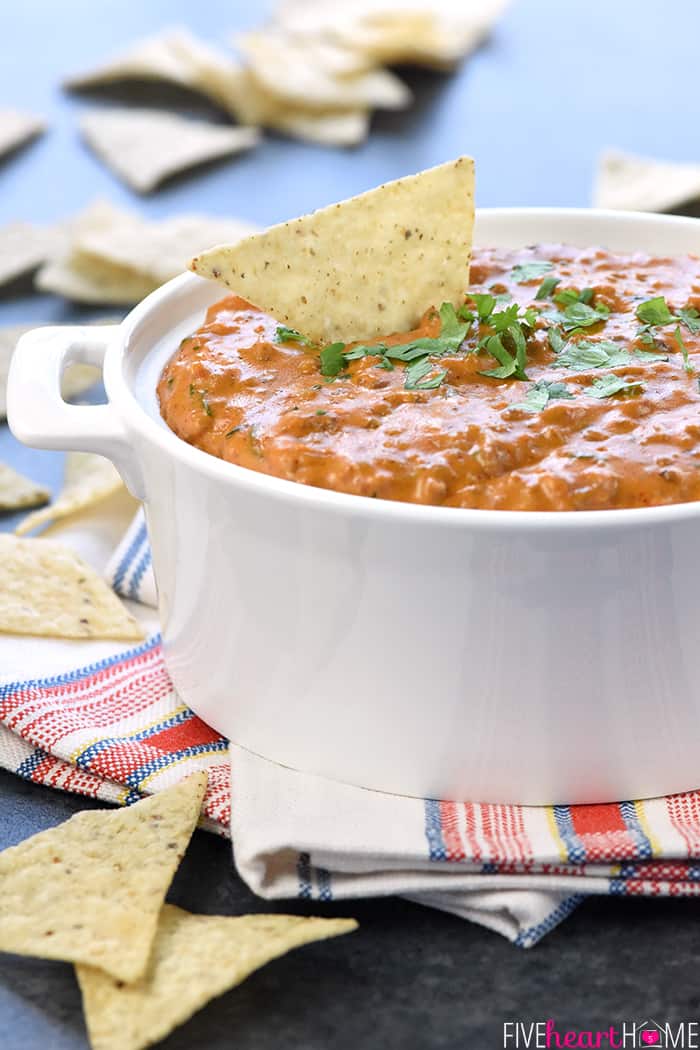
(3, 507, 700, 947)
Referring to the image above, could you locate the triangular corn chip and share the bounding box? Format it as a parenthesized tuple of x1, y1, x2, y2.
(594, 149, 700, 212)
(16, 452, 123, 536)
(0, 463, 49, 512)
(77, 905, 357, 1050)
(0, 222, 64, 289)
(191, 156, 475, 343)
(0, 108, 45, 160)
(236, 30, 411, 110)
(0, 534, 142, 640)
(0, 774, 208, 982)
(80, 108, 260, 194)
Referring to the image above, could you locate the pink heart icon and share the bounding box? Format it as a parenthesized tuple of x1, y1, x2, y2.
(641, 1032, 660, 1046)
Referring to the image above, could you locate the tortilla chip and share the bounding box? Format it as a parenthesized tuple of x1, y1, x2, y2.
(75, 213, 259, 289)
(0, 774, 207, 982)
(0, 221, 65, 289)
(0, 108, 45, 160)
(0, 318, 117, 421)
(191, 156, 475, 344)
(276, 0, 509, 69)
(0, 464, 49, 512)
(16, 453, 123, 536)
(594, 149, 700, 212)
(77, 905, 357, 1050)
(64, 26, 250, 121)
(236, 30, 411, 110)
(80, 108, 260, 194)
(232, 70, 370, 144)
(0, 534, 142, 640)
(35, 200, 153, 304)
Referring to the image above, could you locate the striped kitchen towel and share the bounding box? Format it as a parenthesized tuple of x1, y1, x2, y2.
(3, 505, 700, 947)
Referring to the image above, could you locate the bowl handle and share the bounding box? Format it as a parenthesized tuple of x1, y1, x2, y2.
(7, 325, 145, 500)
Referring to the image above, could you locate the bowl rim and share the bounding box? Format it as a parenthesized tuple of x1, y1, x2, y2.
(107, 206, 700, 531)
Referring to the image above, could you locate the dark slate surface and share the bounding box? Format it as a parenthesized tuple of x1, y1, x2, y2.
(2, 0, 700, 1045)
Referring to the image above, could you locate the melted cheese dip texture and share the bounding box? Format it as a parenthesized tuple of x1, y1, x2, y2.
(159, 245, 700, 511)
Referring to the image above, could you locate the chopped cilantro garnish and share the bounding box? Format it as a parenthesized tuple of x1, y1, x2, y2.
(636, 296, 676, 326)
(469, 293, 496, 320)
(318, 302, 468, 389)
(276, 325, 312, 345)
(548, 326, 566, 354)
(586, 375, 644, 399)
(404, 359, 448, 390)
(510, 380, 574, 413)
(320, 342, 347, 376)
(535, 276, 561, 300)
(510, 260, 554, 283)
(674, 325, 694, 374)
(555, 339, 667, 371)
(678, 306, 700, 334)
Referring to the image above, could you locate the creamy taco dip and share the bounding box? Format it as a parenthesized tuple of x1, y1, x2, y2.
(159, 245, 700, 511)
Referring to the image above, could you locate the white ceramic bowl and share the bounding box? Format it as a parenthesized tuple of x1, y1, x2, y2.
(9, 208, 700, 805)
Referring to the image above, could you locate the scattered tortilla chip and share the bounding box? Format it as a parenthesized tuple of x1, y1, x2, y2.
(64, 26, 250, 121)
(0, 318, 117, 421)
(0, 221, 65, 289)
(35, 200, 153, 304)
(276, 0, 510, 70)
(236, 30, 411, 110)
(16, 453, 123, 536)
(80, 108, 260, 194)
(232, 70, 370, 144)
(0, 463, 49, 512)
(594, 149, 700, 212)
(191, 156, 475, 344)
(36, 200, 257, 304)
(77, 905, 357, 1050)
(0, 534, 142, 640)
(0, 774, 207, 982)
(0, 108, 45, 160)
(75, 213, 259, 289)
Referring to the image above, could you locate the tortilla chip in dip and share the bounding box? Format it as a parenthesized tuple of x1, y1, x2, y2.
(190, 156, 475, 344)
(0, 534, 142, 640)
(0, 464, 49, 512)
(77, 906, 357, 1050)
(594, 148, 700, 213)
(16, 452, 123, 536)
(80, 108, 260, 194)
(0, 108, 45, 160)
(0, 774, 207, 982)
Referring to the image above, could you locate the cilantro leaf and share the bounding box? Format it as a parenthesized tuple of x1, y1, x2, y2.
(276, 325, 311, 345)
(586, 375, 645, 399)
(479, 334, 519, 379)
(510, 380, 575, 413)
(320, 342, 347, 376)
(674, 324, 694, 374)
(404, 359, 448, 390)
(560, 301, 609, 331)
(510, 260, 554, 283)
(635, 296, 676, 326)
(469, 293, 496, 321)
(678, 306, 700, 334)
(555, 340, 667, 371)
(535, 276, 561, 300)
(548, 326, 566, 354)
